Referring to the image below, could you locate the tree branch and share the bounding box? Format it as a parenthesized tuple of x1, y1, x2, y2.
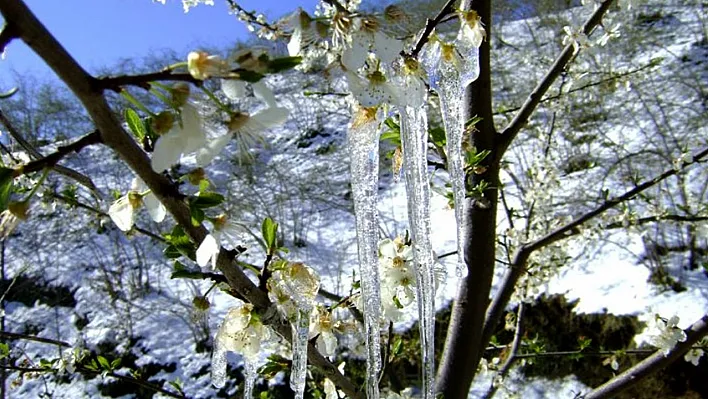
(584, 314, 708, 399)
(0, 109, 100, 195)
(496, 0, 615, 158)
(482, 146, 708, 352)
(0, 1, 360, 396)
(0, 331, 70, 347)
(409, 0, 458, 58)
(18, 130, 102, 176)
(0, 22, 18, 55)
(97, 70, 200, 92)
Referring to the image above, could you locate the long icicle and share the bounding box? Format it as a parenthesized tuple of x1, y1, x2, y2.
(291, 308, 312, 399)
(400, 104, 436, 399)
(348, 106, 382, 399)
(243, 359, 257, 398)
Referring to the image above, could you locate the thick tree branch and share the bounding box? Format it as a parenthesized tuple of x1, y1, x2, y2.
(409, 0, 458, 58)
(0, 109, 100, 195)
(0, 1, 360, 396)
(584, 314, 708, 399)
(482, 146, 708, 352)
(496, 0, 615, 158)
(0, 22, 18, 54)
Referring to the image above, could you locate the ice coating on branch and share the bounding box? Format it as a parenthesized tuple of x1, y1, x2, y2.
(266, 262, 320, 399)
(399, 100, 437, 399)
(347, 106, 383, 399)
(421, 31, 481, 276)
(243, 360, 257, 398)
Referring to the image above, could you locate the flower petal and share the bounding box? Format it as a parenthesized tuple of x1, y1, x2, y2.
(151, 133, 184, 172)
(196, 134, 232, 167)
(108, 197, 135, 231)
(221, 79, 247, 101)
(373, 31, 403, 65)
(251, 81, 278, 108)
(143, 193, 166, 223)
(196, 234, 220, 268)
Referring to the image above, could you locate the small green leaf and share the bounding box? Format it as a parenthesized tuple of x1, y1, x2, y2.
(110, 358, 121, 369)
(262, 217, 278, 254)
(429, 126, 446, 147)
(0, 168, 15, 212)
(97, 355, 110, 370)
(171, 261, 206, 279)
(392, 337, 403, 356)
(190, 206, 205, 226)
(124, 108, 146, 140)
(190, 192, 225, 209)
(267, 56, 302, 73)
(0, 343, 8, 360)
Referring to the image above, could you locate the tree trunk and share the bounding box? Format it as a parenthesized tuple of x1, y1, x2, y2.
(435, 0, 497, 397)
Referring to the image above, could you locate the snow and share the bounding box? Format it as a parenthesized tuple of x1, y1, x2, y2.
(2, 0, 707, 398)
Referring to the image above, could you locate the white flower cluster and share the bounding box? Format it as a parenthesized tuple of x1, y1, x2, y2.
(108, 177, 166, 231)
(649, 315, 686, 355)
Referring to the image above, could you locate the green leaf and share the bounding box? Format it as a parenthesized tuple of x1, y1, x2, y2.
(0, 343, 8, 360)
(429, 126, 446, 147)
(267, 56, 302, 73)
(97, 355, 110, 370)
(124, 108, 146, 140)
(110, 358, 121, 369)
(261, 217, 278, 254)
(190, 192, 225, 209)
(171, 261, 206, 280)
(392, 337, 403, 357)
(190, 206, 205, 226)
(0, 167, 15, 212)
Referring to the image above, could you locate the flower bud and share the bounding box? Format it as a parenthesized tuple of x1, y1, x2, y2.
(171, 83, 191, 108)
(187, 168, 206, 185)
(192, 295, 211, 311)
(151, 111, 175, 135)
(8, 201, 29, 220)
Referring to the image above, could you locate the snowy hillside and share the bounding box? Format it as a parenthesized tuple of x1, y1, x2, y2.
(2, 0, 707, 398)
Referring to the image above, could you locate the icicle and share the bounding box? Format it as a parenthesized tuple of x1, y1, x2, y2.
(243, 359, 257, 398)
(400, 103, 437, 399)
(290, 308, 311, 399)
(347, 106, 382, 399)
(211, 338, 228, 388)
(421, 36, 480, 278)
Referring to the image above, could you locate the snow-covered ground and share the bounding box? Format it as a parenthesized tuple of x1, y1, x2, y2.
(2, 0, 707, 398)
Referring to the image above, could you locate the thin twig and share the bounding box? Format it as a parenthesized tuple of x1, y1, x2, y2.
(496, 0, 616, 158)
(482, 302, 524, 399)
(409, 0, 458, 58)
(224, 0, 279, 32)
(0, 331, 70, 348)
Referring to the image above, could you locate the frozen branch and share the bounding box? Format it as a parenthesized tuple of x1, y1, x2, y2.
(482, 146, 708, 351)
(0, 22, 17, 54)
(496, 0, 615, 158)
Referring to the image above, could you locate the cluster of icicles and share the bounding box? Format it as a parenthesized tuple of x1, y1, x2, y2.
(349, 29, 481, 399)
(209, 19, 481, 399)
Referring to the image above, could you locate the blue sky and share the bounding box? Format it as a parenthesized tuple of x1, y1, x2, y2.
(0, 0, 317, 84)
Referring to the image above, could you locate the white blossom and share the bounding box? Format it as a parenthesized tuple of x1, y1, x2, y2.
(458, 10, 486, 48)
(151, 103, 207, 172)
(684, 348, 704, 366)
(310, 306, 338, 357)
(187, 51, 230, 80)
(378, 237, 417, 322)
(214, 303, 271, 360)
(181, 0, 214, 13)
(108, 177, 165, 232)
(196, 214, 244, 269)
(346, 70, 399, 107)
(650, 315, 687, 355)
(562, 26, 589, 54)
(341, 18, 402, 71)
(195, 106, 289, 167)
